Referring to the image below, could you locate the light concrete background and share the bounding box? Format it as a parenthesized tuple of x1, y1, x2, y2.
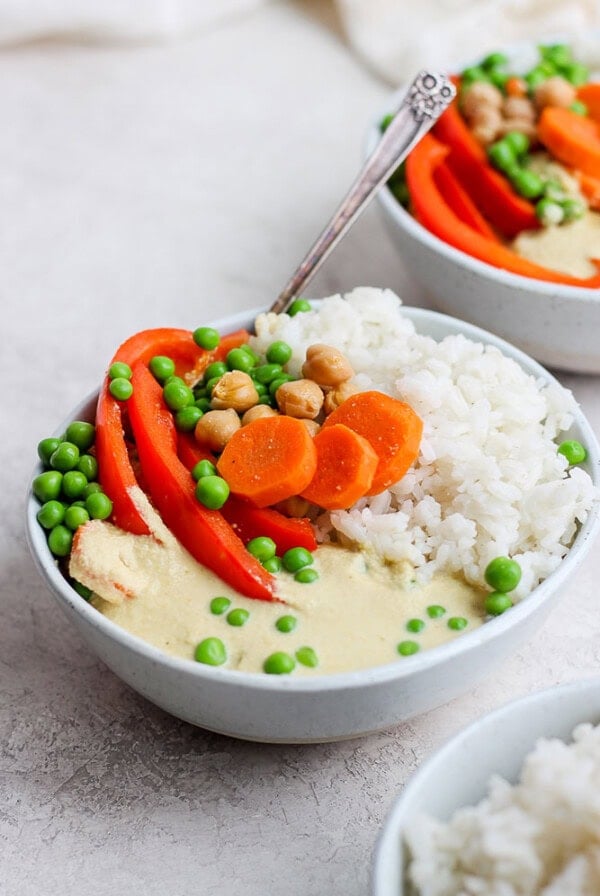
(2, 3, 599, 895)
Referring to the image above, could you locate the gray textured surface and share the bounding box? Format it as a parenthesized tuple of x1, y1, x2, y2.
(2, 5, 599, 895)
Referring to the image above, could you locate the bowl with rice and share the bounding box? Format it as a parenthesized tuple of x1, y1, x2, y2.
(372, 676, 600, 896)
(26, 289, 600, 742)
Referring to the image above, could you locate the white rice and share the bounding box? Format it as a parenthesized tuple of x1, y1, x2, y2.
(250, 288, 596, 597)
(405, 722, 600, 896)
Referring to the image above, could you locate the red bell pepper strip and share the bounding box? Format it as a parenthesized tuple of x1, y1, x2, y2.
(433, 160, 500, 241)
(128, 361, 276, 602)
(538, 106, 600, 179)
(95, 327, 249, 535)
(433, 89, 539, 238)
(406, 134, 600, 287)
(177, 433, 318, 554)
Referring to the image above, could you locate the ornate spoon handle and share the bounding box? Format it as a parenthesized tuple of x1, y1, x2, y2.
(270, 71, 456, 314)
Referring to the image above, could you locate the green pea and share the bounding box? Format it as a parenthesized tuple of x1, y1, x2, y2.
(194, 637, 227, 666)
(76, 454, 98, 481)
(511, 169, 545, 199)
(536, 198, 564, 226)
(163, 379, 194, 411)
(37, 437, 62, 466)
(247, 536, 277, 563)
(195, 475, 230, 510)
(539, 44, 572, 68)
(525, 69, 548, 92)
(269, 375, 293, 396)
(390, 179, 410, 207)
(484, 556, 522, 593)
(263, 556, 282, 573)
(210, 596, 231, 615)
(484, 592, 513, 616)
(380, 112, 394, 132)
(254, 382, 268, 397)
(266, 341, 293, 366)
(287, 299, 312, 316)
(426, 604, 446, 619)
(569, 100, 588, 116)
(195, 397, 212, 412)
(71, 579, 93, 601)
(487, 140, 517, 173)
(205, 376, 222, 394)
(397, 640, 420, 656)
(70, 500, 86, 508)
(62, 470, 88, 500)
(275, 615, 297, 633)
(175, 406, 203, 432)
(48, 524, 73, 558)
(34, 470, 64, 503)
(254, 363, 283, 385)
(193, 327, 220, 351)
(481, 51, 509, 69)
(239, 344, 260, 363)
(502, 131, 530, 157)
(562, 62, 589, 86)
(50, 442, 80, 473)
(149, 355, 176, 382)
(109, 362, 132, 381)
(64, 505, 90, 531)
(282, 547, 313, 572)
(204, 361, 228, 381)
(85, 492, 113, 520)
(448, 617, 468, 631)
(295, 646, 318, 668)
(226, 347, 255, 373)
(81, 481, 102, 499)
(561, 198, 585, 222)
(258, 395, 275, 406)
(461, 65, 488, 83)
(488, 70, 509, 91)
(65, 421, 95, 452)
(37, 500, 65, 530)
(109, 377, 133, 401)
(263, 651, 296, 674)
(294, 568, 319, 584)
(543, 180, 566, 202)
(226, 608, 249, 627)
(406, 618, 425, 634)
(191, 459, 217, 481)
(558, 439, 587, 465)
(164, 374, 184, 387)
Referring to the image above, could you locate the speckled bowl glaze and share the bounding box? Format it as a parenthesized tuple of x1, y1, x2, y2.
(367, 39, 600, 374)
(371, 676, 600, 896)
(25, 305, 600, 743)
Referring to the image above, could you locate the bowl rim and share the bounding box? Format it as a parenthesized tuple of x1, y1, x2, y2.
(371, 674, 600, 896)
(366, 36, 600, 302)
(25, 302, 600, 694)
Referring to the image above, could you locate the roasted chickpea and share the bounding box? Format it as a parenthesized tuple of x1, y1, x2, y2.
(461, 82, 503, 118)
(470, 107, 503, 145)
(533, 75, 576, 110)
(323, 381, 359, 415)
(275, 379, 324, 419)
(241, 404, 278, 425)
(211, 371, 259, 412)
(301, 344, 354, 389)
(502, 96, 535, 121)
(301, 419, 320, 437)
(498, 118, 538, 142)
(194, 409, 241, 452)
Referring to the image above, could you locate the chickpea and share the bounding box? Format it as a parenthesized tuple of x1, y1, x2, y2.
(301, 344, 354, 389)
(499, 118, 538, 143)
(211, 371, 259, 413)
(502, 96, 535, 122)
(194, 409, 240, 452)
(469, 107, 503, 145)
(275, 379, 324, 419)
(323, 380, 359, 415)
(461, 82, 503, 119)
(241, 404, 278, 425)
(533, 75, 576, 110)
(301, 419, 321, 437)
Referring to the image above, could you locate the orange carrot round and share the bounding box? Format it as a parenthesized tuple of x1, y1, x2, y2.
(217, 415, 317, 508)
(301, 424, 378, 510)
(538, 106, 600, 179)
(321, 391, 423, 495)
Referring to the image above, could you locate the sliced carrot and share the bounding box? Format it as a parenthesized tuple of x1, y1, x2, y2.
(577, 83, 600, 122)
(301, 424, 378, 510)
(506, 76, 527, 98)
(538, 106, 600, 178)
(321, 392, 423, 496)
(217, 416, 318, 508)
(573, 169, 600, 209)
(433, 160, 500, 240)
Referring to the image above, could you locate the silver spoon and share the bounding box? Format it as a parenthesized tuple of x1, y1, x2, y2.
(270, 71, 456, 315)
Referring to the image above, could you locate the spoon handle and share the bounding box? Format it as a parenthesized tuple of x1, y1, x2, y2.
(270, 71, 456, 315)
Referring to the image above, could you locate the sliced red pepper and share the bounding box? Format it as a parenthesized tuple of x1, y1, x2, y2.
(433, 85, 539, 238)
(128, 361, 276, 602)
(177, 433, 318, 554)
(406, 133, 600, 287)
(95, 327, 249, 535)
(433, 160, 500, 240)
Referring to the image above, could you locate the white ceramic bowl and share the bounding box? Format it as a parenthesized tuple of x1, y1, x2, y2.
(25, 305, 600, 743)
(372, 676, 600, 896)
(368, 41, 600, 374)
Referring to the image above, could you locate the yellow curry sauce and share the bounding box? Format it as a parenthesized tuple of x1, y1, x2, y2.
(70, 488, 485, 676)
